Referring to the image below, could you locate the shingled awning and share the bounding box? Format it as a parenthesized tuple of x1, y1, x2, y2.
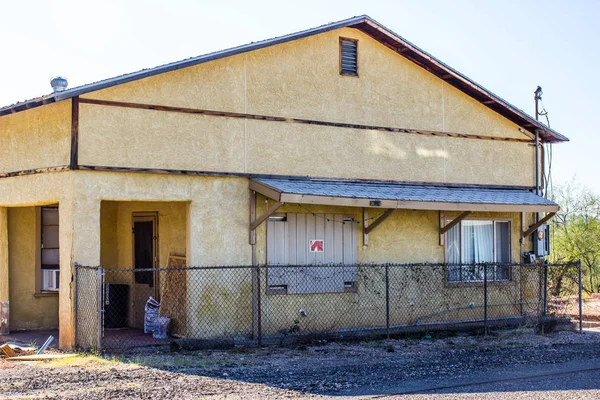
(249, 178, 559, 213)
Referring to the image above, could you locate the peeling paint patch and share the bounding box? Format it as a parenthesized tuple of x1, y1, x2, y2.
(0, 300, 9, 334)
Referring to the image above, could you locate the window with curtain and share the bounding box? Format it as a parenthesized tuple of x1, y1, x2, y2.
(446, 219, 511, 282)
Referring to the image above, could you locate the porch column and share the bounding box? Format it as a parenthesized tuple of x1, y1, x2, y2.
(186, 201, 202, 267)
(0, 207, 9, 335)
(59, 197, 101, 350)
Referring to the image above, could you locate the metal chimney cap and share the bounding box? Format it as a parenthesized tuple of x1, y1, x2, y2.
(50, 76, 68, 92)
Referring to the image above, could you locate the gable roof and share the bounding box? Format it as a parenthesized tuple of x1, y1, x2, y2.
(0, 15, 567, 143)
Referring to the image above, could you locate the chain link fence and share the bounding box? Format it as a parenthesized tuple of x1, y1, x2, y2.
(74, 265, 103, 350)
(74, 261, 582, 352)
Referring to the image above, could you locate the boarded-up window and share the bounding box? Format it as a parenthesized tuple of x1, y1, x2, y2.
(267, 213, 357, 294)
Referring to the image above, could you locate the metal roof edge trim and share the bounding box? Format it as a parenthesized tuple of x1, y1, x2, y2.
(57, 15, 369, 100)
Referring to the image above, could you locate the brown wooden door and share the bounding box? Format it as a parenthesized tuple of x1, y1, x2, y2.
(131, 213, 158, 330)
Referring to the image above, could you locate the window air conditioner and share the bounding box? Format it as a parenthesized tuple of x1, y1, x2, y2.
(42, 269, 60, 291)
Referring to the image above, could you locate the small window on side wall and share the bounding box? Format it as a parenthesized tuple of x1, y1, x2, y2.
(340, 38, 358, 76)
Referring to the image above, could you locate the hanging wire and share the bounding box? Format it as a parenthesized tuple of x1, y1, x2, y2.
(293, 204, 391, 225)
(537, 97, 553, 199)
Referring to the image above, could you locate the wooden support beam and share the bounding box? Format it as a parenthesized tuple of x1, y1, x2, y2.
(363, 208, 369, 246)
(250, 201, 283, 231)
(439, 211, 445, 246)
(440, 211, 472, 235)
(523, 212, 556, 238)
(69, 96, 79, 170)
(249, 190, 256, 245)
(364, 209, 395, 235)
(78, 97, 533, 144)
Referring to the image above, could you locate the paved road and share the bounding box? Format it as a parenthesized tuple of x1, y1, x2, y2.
(353, 358, 600, 399)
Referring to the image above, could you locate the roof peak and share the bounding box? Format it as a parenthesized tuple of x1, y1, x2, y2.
(0, 15, 567, 142)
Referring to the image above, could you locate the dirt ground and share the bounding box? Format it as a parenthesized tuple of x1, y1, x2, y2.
(2, 329, 600, 399)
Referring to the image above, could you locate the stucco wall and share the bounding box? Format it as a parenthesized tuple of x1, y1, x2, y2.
(0, 171, 541, 343)
(0, 101, 71, 174)
(252, 198, 537, 335)
(100, 201, 187, 271)
(7, 207, 59, 330)
(78, 27, 534, 186)
(0, 207, 9, 333)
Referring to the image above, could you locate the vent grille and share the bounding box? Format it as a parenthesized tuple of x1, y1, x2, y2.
(340, 38, 358, 76)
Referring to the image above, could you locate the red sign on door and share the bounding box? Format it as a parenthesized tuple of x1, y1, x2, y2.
(309, 240, 324, 252)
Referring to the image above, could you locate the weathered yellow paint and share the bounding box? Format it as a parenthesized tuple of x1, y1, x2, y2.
(7, 207, 59, 330)
(82, 54, 246, 113)
(78, 106, 246, 172)
(0, 101, 71, 174)
(78, 27, 534, 186)
(0, 22, 548, 344)
(251, 197, 537, 335)
(100, 201, 188, 270)
(0, 207, 9, 333)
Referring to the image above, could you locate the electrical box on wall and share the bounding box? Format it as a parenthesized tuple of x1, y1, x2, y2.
(533, 224, 550, 257)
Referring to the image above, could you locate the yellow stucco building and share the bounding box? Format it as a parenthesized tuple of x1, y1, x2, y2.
(0, 16, 567, 349)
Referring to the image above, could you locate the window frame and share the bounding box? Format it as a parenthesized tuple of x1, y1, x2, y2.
(339, 37, 359, 77)
(37, 205, 60, 295)
(444, 216, 513, 285)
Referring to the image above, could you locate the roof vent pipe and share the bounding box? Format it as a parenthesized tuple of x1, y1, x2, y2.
(50, 76, 68, 92)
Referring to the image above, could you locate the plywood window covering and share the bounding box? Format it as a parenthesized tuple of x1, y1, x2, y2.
(267, 213, 357, 294)
(445, 218, 511, 282)
(41, 206, 60, 291)
(340, 38, 358, 76)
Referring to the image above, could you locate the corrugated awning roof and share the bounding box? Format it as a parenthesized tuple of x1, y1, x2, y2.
(250, 178, 559, 213)
(0, 15, 567, 143)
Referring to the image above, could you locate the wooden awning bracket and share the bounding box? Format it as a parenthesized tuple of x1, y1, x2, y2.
(364, 209, 395, 235)
(250, 201, 283, 232)
(440, 211, 472, 236)
(522, 212, 556, 238)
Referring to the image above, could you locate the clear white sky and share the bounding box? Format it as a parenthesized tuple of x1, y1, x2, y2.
(1, 0, 598, 193)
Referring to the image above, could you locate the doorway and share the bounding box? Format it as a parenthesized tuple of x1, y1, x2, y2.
(132, 212, 158, 329)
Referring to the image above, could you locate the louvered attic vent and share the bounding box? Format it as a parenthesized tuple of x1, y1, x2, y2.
(340, 38, 358, 76)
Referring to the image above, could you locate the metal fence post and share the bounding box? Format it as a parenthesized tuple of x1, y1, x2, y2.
(257, 264, 262, 347)
(97, 266, 104, 351)
(483, 264, 488, 336)
(579, 259, 583, 334)
(543, 259, 548, 316)
(74, 265, 79, 348)
(385, 264, 390, 339)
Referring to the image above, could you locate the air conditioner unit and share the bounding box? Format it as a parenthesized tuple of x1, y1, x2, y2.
(42, 269, 60, 291)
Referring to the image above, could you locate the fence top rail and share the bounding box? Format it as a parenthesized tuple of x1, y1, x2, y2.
(74, 265, 103, 271)
(75, 261, 580, 273)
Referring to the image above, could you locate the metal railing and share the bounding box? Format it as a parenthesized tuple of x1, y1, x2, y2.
(74, 261, 582, 352)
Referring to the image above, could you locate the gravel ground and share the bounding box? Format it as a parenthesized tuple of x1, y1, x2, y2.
(2, 329, 600, 399)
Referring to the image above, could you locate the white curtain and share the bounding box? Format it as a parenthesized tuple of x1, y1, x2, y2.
(446, 223, 461, 281)
(462, 221, 493, 280)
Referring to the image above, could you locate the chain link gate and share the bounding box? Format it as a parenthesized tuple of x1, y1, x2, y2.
(74, 265, 104, 351)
